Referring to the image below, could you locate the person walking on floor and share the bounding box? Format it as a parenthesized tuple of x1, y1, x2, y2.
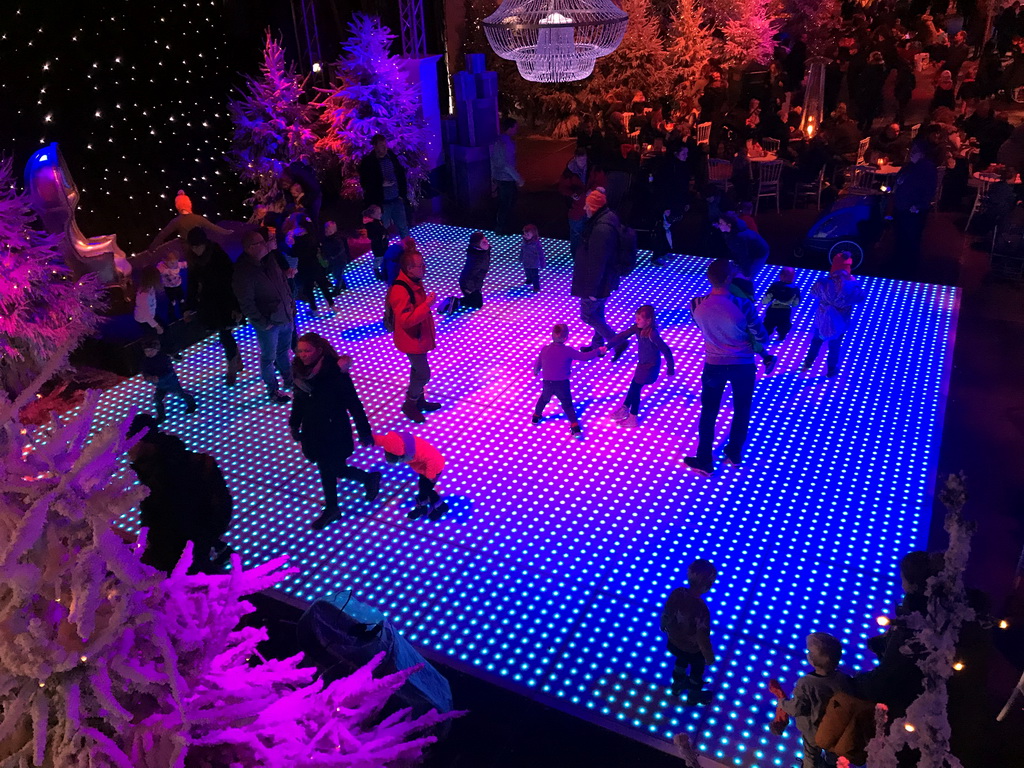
(459, 231, 492, 310)
(607, 305, 675, 429)
(685, 258, 768, 476)
(374, 430, 448, 520)
(490, 117, 525, 235)
(387, 250, 442, 424)
(286, 212, 335, 318)
(289, 333, 382, 531)
(363, 205, 390, 281)
(572, 189, 628, 360)
(140, 338, 197, 422)
(184, 227, 243, 385)
(519, 224, 547, 293)
(359, 135, 410, 237)
(802, 252, 866, 379)
(232, 229, 295, 404)
(533, 322, 605, 437)
(660, 559, 718, 705)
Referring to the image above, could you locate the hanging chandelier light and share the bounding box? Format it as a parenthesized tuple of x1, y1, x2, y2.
(482, 0, 629, 83)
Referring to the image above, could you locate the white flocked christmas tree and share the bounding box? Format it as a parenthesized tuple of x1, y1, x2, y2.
(0, 158, 102, 397)
(314, 14, 429, 201)
(228, 31, 318, 208)
(0, 384, 452, 766)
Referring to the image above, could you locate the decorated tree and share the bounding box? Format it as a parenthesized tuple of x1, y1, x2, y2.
(228, 31, 317, 209)
(722, 0, 781, 66)
(0, 383, 453, 766)
(578, 0, 673, 118)
(0, 158, 102, 398)
(315, 14, 429, 200)
(667, 0, 716, 114)
(784, 0, 843, 57)
(864, 473, 976, 768)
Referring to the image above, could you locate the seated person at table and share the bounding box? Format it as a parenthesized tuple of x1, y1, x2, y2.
(869, 123, 909, 166)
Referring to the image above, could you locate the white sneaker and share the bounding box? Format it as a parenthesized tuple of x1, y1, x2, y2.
(610, 404, 630, 420)
(620, 413, 638, 428)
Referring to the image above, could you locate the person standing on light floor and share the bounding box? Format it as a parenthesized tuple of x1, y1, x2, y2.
(387, 250, 442, 424)
(606, 305, 675, 429)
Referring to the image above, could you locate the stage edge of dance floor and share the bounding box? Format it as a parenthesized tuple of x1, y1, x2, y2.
(92, 223, 958, 768)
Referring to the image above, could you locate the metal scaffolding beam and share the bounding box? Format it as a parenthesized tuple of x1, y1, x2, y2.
(290, 0, 322, 74)
(399, 0, 427, 58)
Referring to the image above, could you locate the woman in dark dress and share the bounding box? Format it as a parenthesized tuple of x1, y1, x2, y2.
(289, 333, 381, 530)
(185, 227, 242, 385)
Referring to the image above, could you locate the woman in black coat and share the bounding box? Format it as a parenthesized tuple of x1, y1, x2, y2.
(289, 332, 380, 530)
(185, 227, 242, 385)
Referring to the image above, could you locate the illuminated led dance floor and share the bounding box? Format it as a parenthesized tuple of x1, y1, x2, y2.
(96, 223, 958, 767)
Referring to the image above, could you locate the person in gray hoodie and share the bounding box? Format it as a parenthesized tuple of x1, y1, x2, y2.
(685, 258, 768, 476)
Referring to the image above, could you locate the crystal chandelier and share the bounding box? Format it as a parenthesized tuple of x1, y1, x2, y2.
(483, 0, 629, 83)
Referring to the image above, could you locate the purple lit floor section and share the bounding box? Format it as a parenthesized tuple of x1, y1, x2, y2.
(95, 223, 959, 767)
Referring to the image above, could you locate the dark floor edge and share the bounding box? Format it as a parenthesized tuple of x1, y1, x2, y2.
(261, 586, 729, 767)
(927, 284, 963, 551)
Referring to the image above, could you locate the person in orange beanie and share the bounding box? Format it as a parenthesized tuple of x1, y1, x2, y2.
(149, 188, 231, 251)
(373, 430, 447, 520)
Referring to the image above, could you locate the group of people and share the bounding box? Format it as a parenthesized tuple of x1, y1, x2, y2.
(661, 547, 986, 768)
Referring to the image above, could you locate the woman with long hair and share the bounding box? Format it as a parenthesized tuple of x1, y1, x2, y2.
(289, 333, 381, 530)
(607, 305, 675, 428)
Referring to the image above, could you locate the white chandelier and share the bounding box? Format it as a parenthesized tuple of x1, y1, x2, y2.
(483, 0, 629, 83)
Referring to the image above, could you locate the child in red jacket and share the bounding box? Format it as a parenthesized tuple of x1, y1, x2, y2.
(374, 430, 447, 520)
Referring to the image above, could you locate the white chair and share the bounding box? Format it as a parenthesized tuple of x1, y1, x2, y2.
(707, 158, 733, 193)
(856, 137, 871, 165)
(761, 137, 781, 154)
(850, 166, 877, 191)
(793, 167, 825, 209)
(753, 160, 783, 213)
(696, 121, 712, 147)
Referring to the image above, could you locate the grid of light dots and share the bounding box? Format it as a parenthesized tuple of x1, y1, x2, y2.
(78, 224, 958, 768)
(0, 2, 246, 241)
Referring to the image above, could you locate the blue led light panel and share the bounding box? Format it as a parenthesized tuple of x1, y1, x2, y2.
(87, 224, 958, 767)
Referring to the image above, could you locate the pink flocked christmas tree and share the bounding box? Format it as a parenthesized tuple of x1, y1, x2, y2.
(0, 158, 102, 397)
(722, 0, 780, 66)
(0, 383, 453, 766)
(228, 31, 318, 207)
(314, 14, 429, 201)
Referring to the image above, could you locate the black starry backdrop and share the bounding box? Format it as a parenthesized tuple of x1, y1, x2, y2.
(0, 0, 283, 252)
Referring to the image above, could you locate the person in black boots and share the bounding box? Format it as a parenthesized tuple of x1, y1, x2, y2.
(459, 231, 492, 310)
(387, 250, 442, 423)
(572, 189, 628, 360)
(185, 227, 242, 385)
(289, 333, 382, 530)
(891, 142, 937, 279)
(286, 212, 335, 318)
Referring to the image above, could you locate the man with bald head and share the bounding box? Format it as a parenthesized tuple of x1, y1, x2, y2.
(232, 229, 295, 403)
(387, 250, 440, 423)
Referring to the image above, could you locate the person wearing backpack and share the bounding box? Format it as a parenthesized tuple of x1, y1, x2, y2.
(387, 250, 441, 424)
(571, 189, 630, 361)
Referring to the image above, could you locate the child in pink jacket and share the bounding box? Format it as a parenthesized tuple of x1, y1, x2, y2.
(374, 431, 447, 520)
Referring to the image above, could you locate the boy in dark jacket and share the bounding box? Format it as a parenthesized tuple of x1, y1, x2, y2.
(459, 231, 492, 310)
(363, 205, 389, 281)
(141, 339, 197, 422)
(533, 323, 605, 437)
(321, 219, 350, 294)
(661, 559, 718, 705)
(759, 266, 802, 342)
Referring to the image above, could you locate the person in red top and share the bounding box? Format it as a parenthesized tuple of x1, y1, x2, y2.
(558, 147, 606, 258)
(374, 430, 447, 520)
(388, 250, 441, 423)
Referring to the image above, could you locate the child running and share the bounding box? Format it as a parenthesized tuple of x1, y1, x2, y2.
(759, 266, 801, 342)
(802, 252, 865, 378)
(607, 305, 675, 428)
(533, 323, 605, 437)
(140, 338, 197, 422)
(519, 224, 546, 293)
